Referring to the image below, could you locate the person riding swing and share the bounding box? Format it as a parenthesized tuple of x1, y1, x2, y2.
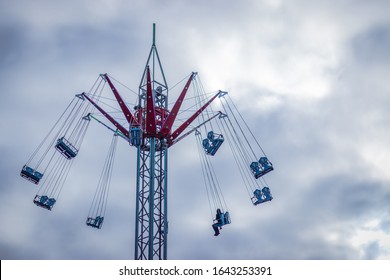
(212, 208, 223, 236)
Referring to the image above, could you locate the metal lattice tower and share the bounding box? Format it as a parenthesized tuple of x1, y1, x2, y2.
(131, 24, 221, 259)
(135, 24, 169, 259)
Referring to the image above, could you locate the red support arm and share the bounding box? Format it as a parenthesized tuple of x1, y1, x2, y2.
(145, 67, 157, 136)
(103, 74, 138, 126)
(159, 72, 196, 137)
(168, 91, 221, 143)
(82, 93, 129, 138)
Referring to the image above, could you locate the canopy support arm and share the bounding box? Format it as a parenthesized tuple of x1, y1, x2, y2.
(82, 93, 129, 138)
(160, 72, 196, 137)
(170, 111, 224, 146)
(102, 74, 139, 126)
(86, 113, 129, 141)
(168, 90, 222, 144)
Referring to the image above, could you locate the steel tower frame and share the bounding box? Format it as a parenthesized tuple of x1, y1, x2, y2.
(135, 24, 169, 259)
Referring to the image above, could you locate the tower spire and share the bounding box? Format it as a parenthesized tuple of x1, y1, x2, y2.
(152, 23, 156, 46)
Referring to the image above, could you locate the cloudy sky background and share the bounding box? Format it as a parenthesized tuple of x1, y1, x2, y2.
(1, 0, 390, 260)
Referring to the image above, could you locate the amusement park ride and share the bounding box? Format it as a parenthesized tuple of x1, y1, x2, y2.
(20, 24, 274, 260)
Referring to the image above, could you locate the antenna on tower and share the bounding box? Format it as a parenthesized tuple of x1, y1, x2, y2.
(152, 23, 156, 46)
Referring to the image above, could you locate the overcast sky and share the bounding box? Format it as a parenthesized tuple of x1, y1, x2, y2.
(1, 0, 390, 260)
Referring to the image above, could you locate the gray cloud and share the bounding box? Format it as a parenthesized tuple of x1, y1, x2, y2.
(363, 241, 381, 260)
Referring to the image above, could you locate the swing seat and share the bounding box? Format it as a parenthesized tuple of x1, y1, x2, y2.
(86, 216, 104, 229)
(55, 137, 78, 159)
(20, 165, 43, 184)
(202, 131, 224, 156)
(33, 195, 56, 210)
(213, 211, 231, 227)
(130, 127, 142, 147)
(250, 157, 274, 179)
(222, 211, 231, 225)
(252, 187, 273, 205)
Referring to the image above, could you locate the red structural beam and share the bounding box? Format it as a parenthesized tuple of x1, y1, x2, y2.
(168, 91, 221, 144)
(103, 74, 138, 126)
(145, 66, 157, 136)
(82, 93, 129, 138)
(159, 72, 196, 137)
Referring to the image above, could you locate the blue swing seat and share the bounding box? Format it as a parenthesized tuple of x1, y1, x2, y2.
(130, 127, 142, 147)
(212, 209, 231, 236)
(20, 165, 43, 184)
(202, 131, 224, 156)
(55, 137, 78, 159)
(33, 195, 56, 210)
(213, 210, 231, 227)
(250, 157, 274, 179)
(86, 216, 104, 229)
(252, 186, 273, 205)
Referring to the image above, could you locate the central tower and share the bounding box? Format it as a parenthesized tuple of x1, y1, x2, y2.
(134, 23, 169, 259)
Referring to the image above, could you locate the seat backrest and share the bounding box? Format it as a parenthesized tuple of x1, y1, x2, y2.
(202, 138, 210, 149)
(47, 198, 56, 206)
(254, 189, 262, 198)
(250, 161, 259, 171)
(259, 157, 272, 168)
(224, 211, 231, 224)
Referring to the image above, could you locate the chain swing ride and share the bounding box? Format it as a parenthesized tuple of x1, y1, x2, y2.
(20, 24, 274, 259)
